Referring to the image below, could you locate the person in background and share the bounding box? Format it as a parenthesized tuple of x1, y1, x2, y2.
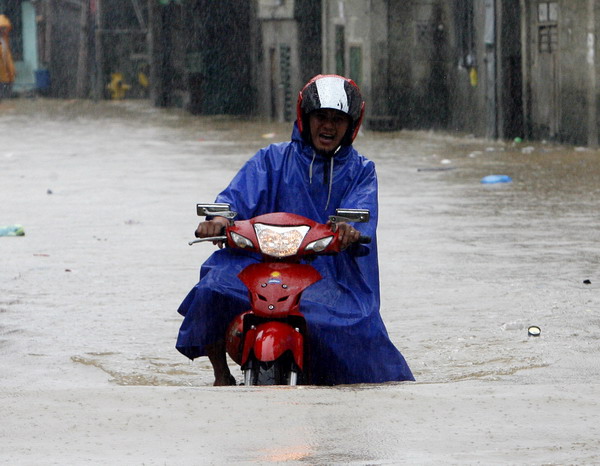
(0, 14, 15, 100)
(176, 74, 414, 386)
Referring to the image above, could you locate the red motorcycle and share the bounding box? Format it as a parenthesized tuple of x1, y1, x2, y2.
(189, 204, 371, 386)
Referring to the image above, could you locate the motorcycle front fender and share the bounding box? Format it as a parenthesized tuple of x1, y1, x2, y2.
(241, 321, 304, 370)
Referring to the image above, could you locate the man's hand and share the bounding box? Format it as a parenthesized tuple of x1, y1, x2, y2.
(195, 217, 229, 248)
(328, 221, 361, 250)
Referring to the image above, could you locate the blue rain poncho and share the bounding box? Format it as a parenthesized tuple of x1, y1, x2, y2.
(176, 124, 414, 384)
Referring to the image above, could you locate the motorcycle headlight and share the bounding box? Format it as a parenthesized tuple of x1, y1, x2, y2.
(254, 223, 310, 257)
(231, 231, 254, 249)
(305, 236, 333, 253)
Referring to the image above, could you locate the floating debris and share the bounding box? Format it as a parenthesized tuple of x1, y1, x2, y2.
(481, 174, 512, 184)
(521, 146, 535, 154)
(0, 224, 24, 236)
(417, 167, 456, 172)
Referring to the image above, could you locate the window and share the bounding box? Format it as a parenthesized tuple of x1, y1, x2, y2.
(349, 45, 362, 86)
(539, 26, 558, 53)
(538, 2, 558, 22)
(280, 44, 292, 120)
(538, 1, 558, 53)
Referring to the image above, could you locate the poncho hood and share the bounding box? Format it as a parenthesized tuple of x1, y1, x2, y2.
(291, 122, 354, 209)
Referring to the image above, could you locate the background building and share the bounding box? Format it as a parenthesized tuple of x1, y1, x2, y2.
(254, 0, 321, 122)
(0, 0, 40, 93)
(1, 0, 599, 147)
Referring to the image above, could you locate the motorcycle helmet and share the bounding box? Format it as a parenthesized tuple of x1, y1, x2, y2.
(296, 74, 365, 147)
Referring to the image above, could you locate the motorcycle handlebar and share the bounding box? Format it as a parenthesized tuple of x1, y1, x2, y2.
(358, 235, 372, 244)
(189, 228, 371, 247)
(188, 235, 227, 246)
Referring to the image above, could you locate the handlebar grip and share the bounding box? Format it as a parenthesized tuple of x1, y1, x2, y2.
(358, 235, 371, 244)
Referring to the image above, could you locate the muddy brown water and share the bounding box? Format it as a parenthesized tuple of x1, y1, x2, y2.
(1, 99, 599, 464)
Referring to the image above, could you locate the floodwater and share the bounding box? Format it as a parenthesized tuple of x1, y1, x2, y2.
(1, 99, 599, 464)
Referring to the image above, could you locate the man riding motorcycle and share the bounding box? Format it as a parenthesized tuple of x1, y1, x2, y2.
(176, 74, 414, 385)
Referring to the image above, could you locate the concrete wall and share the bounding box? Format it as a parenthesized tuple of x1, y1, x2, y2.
(256, 0, 301, 121)
(387, 0, 413, 126)
(446, 0, 488, 137)
(368, 0, 389, 120)
(322, 0, 390, 126)
(146, 0, 600, 145)
(521, 0, 599, 145)
(383, 0, 455, 129)
(556, 0, 596, 144)
(385, 0, 523, 139)
(46, 0, 81, 98)
(159, 0, 253, 114)
(557, 1, 590, 143)
(12, 1, 38, 92)
(253, 0, 321, 121)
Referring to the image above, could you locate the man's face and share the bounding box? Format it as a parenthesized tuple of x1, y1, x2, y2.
(309, 109, 350, 153)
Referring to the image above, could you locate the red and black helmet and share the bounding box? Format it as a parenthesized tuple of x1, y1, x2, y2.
(296, 74, 365, 146)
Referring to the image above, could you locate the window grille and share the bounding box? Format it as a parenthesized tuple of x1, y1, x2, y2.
(537, 1, 558, 53)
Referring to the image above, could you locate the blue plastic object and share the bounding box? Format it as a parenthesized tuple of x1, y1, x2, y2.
(35, 69, 51, 90)
(481, 174, 512, 184)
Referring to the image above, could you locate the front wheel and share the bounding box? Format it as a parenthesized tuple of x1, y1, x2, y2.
(243, 353, 302, 386)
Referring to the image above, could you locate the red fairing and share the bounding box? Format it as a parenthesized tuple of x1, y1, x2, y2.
(238, 262, 321, 317)
(225, 312, 248, 365)
(241, 321, 304, 369)
(249, 212, 319, 227)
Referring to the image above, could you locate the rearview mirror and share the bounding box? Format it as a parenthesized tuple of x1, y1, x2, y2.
(196, 203, 236, 220)
(329, 209, 370, 224)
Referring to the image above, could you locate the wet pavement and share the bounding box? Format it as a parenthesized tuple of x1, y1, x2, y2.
(1, 98, 599, 464)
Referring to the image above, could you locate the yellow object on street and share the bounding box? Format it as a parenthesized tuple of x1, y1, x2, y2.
(107, 73, 131, 100)
(469, 67, 478, 87)
(138, 72, 149, 88)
